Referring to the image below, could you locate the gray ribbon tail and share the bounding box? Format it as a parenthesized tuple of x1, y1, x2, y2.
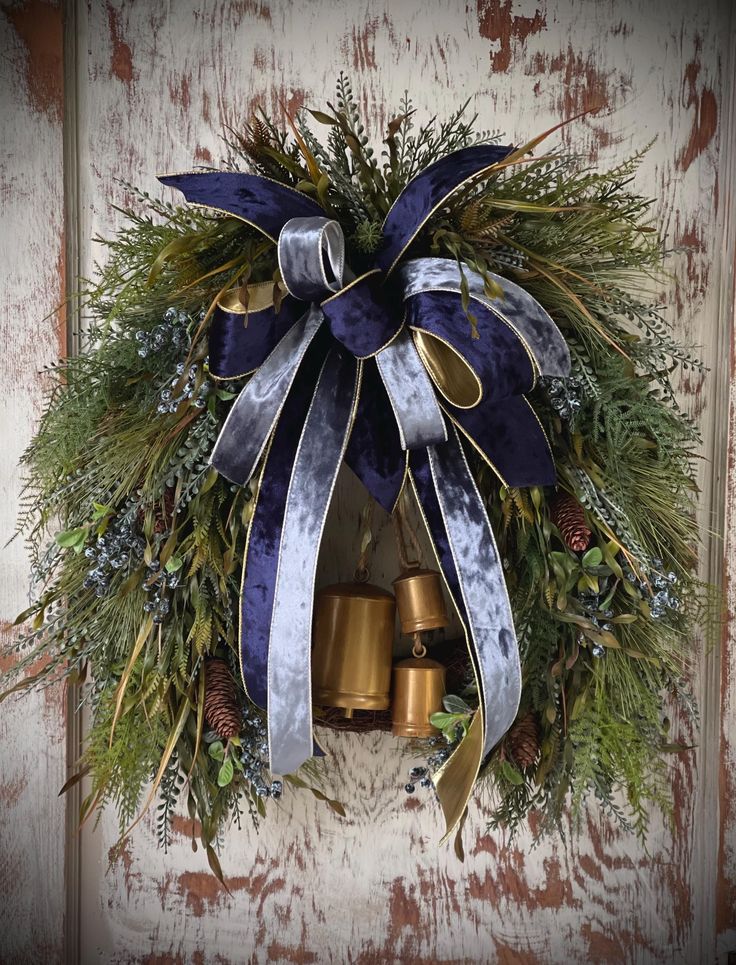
(428, 425, 521, 756)
(210, 306, 323, 485)
(375, 327, 447, 450)
(267, 348, 361, 775)
(399, 256, 570, 377)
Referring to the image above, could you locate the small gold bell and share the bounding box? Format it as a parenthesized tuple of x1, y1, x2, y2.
(312, 582, 395, 717)
(392, 568, 449, 634)
(391, 645, 446, 738)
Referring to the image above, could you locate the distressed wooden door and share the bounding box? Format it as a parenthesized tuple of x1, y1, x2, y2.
(1, 1, 735, 962)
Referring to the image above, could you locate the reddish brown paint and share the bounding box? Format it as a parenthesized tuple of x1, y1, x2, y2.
(477, 0, 546, 72)
(137, 954, 185, 965)
(677, 43, 718, 172)
(266, 940, 318, 964)
(229, 0, 271, 26)
(580, 923, 627, 963)
(348, 19, 379, 70)
(491, 940, 541, 965)
(3, 0, 63, 122)
(679, 87, 718, 172)
(193, 142, 213, 162)
(528, 43, 631, 158)
(169, 73, 191, 110)
(0, 773, 28, 807)
(107, 2, 134, 84)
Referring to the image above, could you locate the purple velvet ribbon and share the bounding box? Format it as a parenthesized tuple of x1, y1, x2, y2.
(160, 143, 569, 833)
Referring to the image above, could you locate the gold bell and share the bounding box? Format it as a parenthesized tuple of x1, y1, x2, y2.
(391, 651, 446, 738)
(392, 568, 449, 634)
(312, 582, 395, 717)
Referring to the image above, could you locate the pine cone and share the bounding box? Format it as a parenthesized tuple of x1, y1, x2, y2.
(136, 486, 176, 534)
(204, 659, 242, 739)
(550, 493, 591, 552)
(507, 713, 540, 769)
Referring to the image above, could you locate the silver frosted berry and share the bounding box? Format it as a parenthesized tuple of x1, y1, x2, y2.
(270, 781, 282, 799)
(591, 643, 605, 658)
(404, 783, 415, 794)
(164, 307, 177, 323)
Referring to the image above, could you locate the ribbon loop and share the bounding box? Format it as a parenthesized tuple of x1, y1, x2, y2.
(375, 328, 447, 450)
(278, 216, 348, 302)
(399, 257, 570, 377)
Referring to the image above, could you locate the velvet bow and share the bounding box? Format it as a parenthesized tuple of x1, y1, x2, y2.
(160, 143, 570, 839)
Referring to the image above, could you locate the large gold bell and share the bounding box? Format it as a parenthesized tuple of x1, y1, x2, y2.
(392, 568, 449, 634)
(312, 582, 395, 717)
(391, 655, 446, 737)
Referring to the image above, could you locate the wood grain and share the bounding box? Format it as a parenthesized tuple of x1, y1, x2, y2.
(0, 1, 67, 962)
(1, 0, 733, 961)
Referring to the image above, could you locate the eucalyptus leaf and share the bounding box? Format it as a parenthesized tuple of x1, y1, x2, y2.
(443, 695, 471, 715)
(582, 547, 603, 568)
(54, 527, 87, 551)
(217, 758, 234, 787)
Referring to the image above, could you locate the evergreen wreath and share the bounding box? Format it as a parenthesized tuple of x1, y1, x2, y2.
(4, 75, 713, 876)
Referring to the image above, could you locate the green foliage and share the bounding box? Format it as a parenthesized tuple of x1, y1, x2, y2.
(4, 76, 713, 851)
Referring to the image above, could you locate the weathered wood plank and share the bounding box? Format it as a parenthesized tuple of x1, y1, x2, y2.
(13, 0, 728, 961)
(0, 1, 67, 961)
(717, 11, 736, 961)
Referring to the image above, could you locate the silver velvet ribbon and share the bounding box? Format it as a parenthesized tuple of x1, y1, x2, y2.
(209, 216, 569, 782)
(267, 347, 360, 775)
(427, 425, 520, 758)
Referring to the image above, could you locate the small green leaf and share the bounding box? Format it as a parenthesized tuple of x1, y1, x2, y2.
(500, 760, 524, 785)
(429, 711, 459, 730)
(308, 109, 338, 125)
(443, 695, 471, 714)
(215, 389, 237, 401)
(208, 740, 225, 761)
(55, 527, 87, 551)
(165, 555, 183, 573)
(217, 758, 234, 787)
(582, 547, 603, 568)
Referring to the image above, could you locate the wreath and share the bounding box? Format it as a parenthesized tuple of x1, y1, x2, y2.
(5, 76, 710, 875)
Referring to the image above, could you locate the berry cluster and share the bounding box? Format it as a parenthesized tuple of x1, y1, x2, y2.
(624, 559, 680, 620)
(83, 512, 145, 597)
(404, 765, 433, 795)
(157, 361, 212, 415)
(542, 375, 584, 422)
(142, 559, 179, 624)
(135, 306, 189, 359)
(239, 706, 283, 799)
